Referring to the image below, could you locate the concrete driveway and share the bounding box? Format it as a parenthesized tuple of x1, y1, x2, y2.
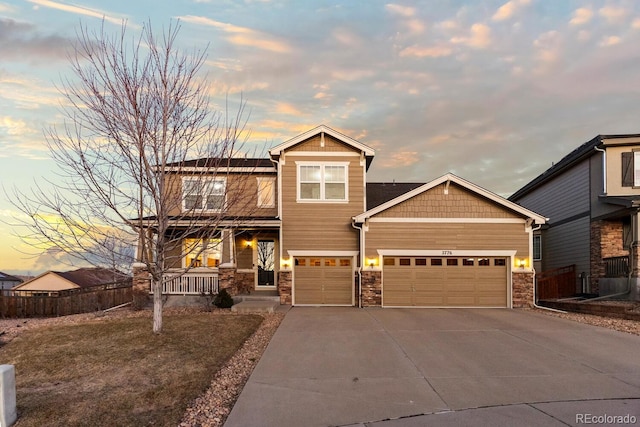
(225, 308, 640, 426)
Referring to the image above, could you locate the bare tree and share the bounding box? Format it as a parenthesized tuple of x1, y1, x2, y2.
(9, 20, 255, 333)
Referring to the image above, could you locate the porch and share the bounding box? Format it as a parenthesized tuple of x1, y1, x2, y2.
(161, 269, 219, 295)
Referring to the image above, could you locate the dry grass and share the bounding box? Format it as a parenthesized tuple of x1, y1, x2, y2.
(0, 311, 263, 427)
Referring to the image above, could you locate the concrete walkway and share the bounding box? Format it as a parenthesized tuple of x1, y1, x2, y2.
(225, 307, 640, 427)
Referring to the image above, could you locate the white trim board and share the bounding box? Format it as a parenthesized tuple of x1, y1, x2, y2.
(368, 218, 526, 224)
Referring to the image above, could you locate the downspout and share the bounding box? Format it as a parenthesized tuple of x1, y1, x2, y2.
(530, 223, 567, 313)
(351, 218, 364, 308)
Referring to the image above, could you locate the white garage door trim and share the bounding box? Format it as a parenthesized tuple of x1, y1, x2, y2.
(378, 250, 516, 309)
(289, 251, 358, 306)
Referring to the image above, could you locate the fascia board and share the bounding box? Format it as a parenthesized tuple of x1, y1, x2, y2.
(269, 125, 375, 157)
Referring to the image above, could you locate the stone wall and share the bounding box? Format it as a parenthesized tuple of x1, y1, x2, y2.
(278, 270, 292, 304)
(590, 220, 628, 293)
(234, 271, 255, 295)
(132, 264, 151, 293)
(513, 271, 534, 308)
(218, 267, 237, 296)
(361, 270, 382, 307)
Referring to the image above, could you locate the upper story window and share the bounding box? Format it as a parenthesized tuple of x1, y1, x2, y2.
(297, 162, 348, 202)
(257, 177, 276, 208)
(182, 177, 226, 212)
(621, 151, 640, 187)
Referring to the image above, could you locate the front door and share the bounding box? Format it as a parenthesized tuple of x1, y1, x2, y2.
(257, 240, 275, 287)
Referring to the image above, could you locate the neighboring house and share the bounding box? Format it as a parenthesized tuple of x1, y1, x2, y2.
(12, 267, 130, 296)
(509, 134, 640, 301)
(0, 272, 23, 291)
(135, 125, 546, 308)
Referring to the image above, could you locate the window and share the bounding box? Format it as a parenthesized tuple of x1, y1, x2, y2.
(533, 235, 542, 260)
(494, 258, 506, 266)
(415, 258, 427, 266)
(310, 258, 321, 266)
(384, 258, 395, 266)
(478, 258, 490, 266)
(339, 258, 351, 267)
(182, 178, 226, 212)
(399, 258, 411, 266)
(463, 258, 474, 266)
(183, 238, 221, 268)
(325, 258, 337, 267)
(447, 258, 458, 266)
(257, 177, 276, 208)
(431, 258, 442, 266)
(295, 258, 306, 266)
(621, 151, 640, 187)
(297, 162, 348, 201)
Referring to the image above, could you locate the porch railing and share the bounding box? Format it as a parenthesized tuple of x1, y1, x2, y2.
(604, 256, 629, 277)
(161, 270, 219, 295)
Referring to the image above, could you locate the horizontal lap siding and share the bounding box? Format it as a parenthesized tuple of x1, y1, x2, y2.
(288, 134, 354, 152)
(366, 223, 528, 258)
(281, 155, 364, 253)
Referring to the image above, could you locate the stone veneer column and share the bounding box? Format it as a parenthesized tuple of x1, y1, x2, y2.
(591, 220, 628, 294)
(512, 271, 534, 308)
(132, 262, 151, 293)
(278, 270, 292, 304)
(361, 270, 382, 307)
(590, 221, 604, 294)
(218, 266, 237, 296)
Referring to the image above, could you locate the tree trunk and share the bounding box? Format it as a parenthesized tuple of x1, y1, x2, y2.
(152, 278, 163, 333)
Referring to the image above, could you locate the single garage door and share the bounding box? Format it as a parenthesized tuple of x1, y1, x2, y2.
(383, 256, 508, 307)
(294, 257, 353, 305)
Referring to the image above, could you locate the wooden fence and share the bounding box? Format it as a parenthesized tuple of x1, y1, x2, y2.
(536, 265, 576, 300)
(0, 280, 132, 318)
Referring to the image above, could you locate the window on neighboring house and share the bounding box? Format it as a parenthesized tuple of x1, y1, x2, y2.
(533, 235, 542, 261)
(621, 151, 640, 187)
(297, 162, 348, 201)
(623, 217, 633, 250)
(183, 238, 221, 268)
(182, 178, 226, 212)
(257, 177, 276, 208)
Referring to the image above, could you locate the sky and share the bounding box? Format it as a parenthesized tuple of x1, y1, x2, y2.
(2, 0, 640, 275)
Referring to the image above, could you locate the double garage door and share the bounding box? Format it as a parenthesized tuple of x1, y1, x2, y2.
(294, 257, 353, 305)
(383, 256, 508, 307)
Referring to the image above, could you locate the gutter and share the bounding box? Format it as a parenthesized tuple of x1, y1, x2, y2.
(351, 219, 364, 308)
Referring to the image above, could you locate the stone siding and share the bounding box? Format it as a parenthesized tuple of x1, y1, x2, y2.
(590, 220, 628, 293)
(361, 270, 382, 307)
(512, 271, 534, 308)
(234, 271, 255, 295)
(218, 267, 237, 296)
(278, 271, 292, 304)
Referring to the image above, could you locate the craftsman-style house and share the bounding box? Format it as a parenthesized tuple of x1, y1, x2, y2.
(510, 134, 640, 301)
(136, 125, 546, 308)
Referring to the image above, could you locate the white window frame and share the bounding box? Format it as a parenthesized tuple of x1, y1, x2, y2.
(182, 177, 226, 212)
(257, 177, 276, 208)
(183, 238, 222, 268)
(634, 152, 640, 187)
(296, 161, 349, 202)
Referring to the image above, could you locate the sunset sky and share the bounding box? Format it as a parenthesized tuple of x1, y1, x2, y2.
(2, 0, 640, 275)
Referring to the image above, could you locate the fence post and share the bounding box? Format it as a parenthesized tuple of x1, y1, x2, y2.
(0, 365, 17, 426)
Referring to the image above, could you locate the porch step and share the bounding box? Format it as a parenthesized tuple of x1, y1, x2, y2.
(233, 292, 279, 303)
(231, 300, 279, 314)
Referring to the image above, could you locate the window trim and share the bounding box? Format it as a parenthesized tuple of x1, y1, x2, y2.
(295, 161, 349, 202)
(533, 235, 542, 261)
(257, 177, 276, 208)
(181, 177, 227, 212)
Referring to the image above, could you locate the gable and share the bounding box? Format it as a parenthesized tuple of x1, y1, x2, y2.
(373, 182, 523, 219)
(13, 272, 79, 291)
(287, 134, 357, 153)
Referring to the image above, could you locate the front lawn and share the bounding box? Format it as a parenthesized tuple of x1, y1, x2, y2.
(0, 311, 263, 427)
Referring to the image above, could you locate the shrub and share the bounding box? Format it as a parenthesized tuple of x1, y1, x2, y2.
(213, 288, 234, 308)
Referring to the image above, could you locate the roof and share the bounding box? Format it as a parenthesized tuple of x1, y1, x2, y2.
(366, 182, 425, 210)
(13, 267, 129, 290)
(269, 125, 376, 168)
(354, 173, 547, 224)
(509, 133, 640, 201)
(0, 272, 23, 283)
(165, 157, 274, 169)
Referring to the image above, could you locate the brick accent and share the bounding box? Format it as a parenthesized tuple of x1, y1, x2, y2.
(591, 220, 628, 293)
(361, 270, 382, 307)
(512, 271, 534, 308)
(278, 270, 292, 304)
(218, 267, 237, 296)
(235, 271, 255, 295)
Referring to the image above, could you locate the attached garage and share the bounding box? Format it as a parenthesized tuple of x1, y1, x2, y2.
(293, 256, 354, 305)
(382, 256, 508, 307)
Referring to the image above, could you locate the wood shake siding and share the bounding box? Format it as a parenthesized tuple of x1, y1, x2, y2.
(365, 222, 529, 259)
(281, 155, 364, 253)
(288, 134, 354, 152)
(375, 183, 521, 219)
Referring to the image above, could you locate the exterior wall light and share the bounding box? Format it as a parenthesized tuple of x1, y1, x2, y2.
(367, 258, 377, 268)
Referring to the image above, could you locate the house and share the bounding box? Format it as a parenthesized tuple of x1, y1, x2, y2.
(135, 125, 546, 308)
(509, 134, 640, 301)
(12, 267, 130, 296)
(0, 272, 23, 291)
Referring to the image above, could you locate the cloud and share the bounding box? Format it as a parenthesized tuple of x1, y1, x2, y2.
(634, 18, 640, 29)
(570, 7, 593, 26)
(274, 103, 304, 116)
(178, 15, 292, 53)
(376, 151, 421, 168)
(492, 0, 531, 22)
(385, 4, 416, 18)
(27, 0, 126, 26)
(399, 44, 453, 58)
(598, 5, 628, 23)
(0, 2, 16, 13)
(599, 35, 621, 47)
(0, 18, 73, 62)
(451, 23, 492, 49)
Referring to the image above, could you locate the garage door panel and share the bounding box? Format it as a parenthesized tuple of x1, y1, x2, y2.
(294, 257, 352, 305)
(383, 256, 508, 308)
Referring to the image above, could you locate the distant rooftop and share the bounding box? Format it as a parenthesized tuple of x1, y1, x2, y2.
(366, 182, 425, 210)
